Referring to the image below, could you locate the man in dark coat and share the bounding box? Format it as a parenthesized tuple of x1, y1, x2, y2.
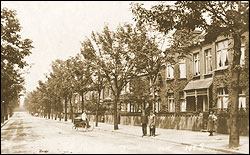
(141, 110, 148, 137)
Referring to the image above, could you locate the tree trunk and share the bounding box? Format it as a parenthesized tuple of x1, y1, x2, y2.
(160, 66, 168, 112)
(64, 97, 68, 121)
(1, 102, 4, 123)
(55, 99, 58, 120)
(150, 77, 155, 113)
(152, 84, 156, 113)
(48, 102, 51, 119)
(229, 33, 241, 148)
(59, 112, 61, 121)
(96, 90, 101, 127)
(81, 92, 84, 113)
(4, 102, 8, 121)
(114, 95, 118, 130)
(70, 96, 74, 123)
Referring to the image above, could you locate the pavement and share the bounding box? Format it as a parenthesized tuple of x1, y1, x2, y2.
(2, 115, 249, 154)
(93, 122, 249, 154)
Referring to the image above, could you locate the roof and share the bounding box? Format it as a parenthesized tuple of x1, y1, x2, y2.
(184, 78, 213, 91)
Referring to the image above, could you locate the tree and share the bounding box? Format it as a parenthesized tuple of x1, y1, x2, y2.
(70, 54, 94, 113)
(127, 76, 151, 112)
(52, 59, 72, 121)
(132, 25, 172, 113)
(1, 7, 33, 123)
(90, 65, 105, 127)
(81, 24, 153, 130)
(131, 1, 249, 148)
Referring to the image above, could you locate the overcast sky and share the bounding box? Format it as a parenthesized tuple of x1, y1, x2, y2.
(1, 1, 175, 105)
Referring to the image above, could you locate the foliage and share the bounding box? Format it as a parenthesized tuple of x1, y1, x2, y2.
(1, 7, 33, 121)
(81, 23, 162, 129)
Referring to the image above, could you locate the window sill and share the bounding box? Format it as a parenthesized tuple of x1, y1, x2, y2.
(204, 73, 212, 78)
(214, 66, 228, 72)
(192, 75, 200, 80)
(166, 78, 174, 81)
(178, 77, 187, 80)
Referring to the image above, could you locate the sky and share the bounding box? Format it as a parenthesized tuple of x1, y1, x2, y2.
(1, 1, 175, 105)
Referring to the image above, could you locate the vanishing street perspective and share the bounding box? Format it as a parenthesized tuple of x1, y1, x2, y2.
(1, 1, 249, 154)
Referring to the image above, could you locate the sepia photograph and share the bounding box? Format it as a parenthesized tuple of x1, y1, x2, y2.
(1, 1, 249, 154)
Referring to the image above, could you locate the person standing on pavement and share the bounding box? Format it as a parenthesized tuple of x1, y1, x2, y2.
(207, 111, 217, 136)
(148, 111, 156, 137)
(141, 110, 148, 137)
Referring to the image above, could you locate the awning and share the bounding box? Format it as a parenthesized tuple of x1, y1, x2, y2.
(184, 78, 213, 91)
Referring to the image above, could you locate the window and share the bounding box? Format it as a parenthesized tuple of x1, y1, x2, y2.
(179, 58, 186, 78)
(121, 102, 127, 112)
(240, 41, 245, 66)
(238, 88, 246, 109)
(127, 103, 130, 112)
(179, 91, 186, 112)
(204, 48, 212, 74)
(166, 64, 174, 79)
(168, 93, 175, 112)
(217, 88, 229, 110)
(193, 53, 200, 75)
(126, 82, 130, 93)
(216, 40, 229, 69)
(122, 82, 130, 94)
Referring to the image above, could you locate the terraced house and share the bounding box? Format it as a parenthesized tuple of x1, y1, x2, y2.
(69, 30, 249, 136)
(155, 31, 249, 135)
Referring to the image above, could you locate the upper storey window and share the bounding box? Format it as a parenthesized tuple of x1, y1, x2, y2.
(193, 53, 200, 75)
(216, 40, 229, 69)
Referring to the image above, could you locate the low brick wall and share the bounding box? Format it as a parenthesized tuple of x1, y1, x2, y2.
(215, 112, 249, 136)
(88, 112, 249, 136)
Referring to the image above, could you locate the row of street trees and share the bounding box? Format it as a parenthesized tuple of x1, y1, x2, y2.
(25, 23, 170, 129)
(1, 7, 33, 123)
(24, 1, 248, 148)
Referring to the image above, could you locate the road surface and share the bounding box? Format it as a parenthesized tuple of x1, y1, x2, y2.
(1, 112, 226, 154)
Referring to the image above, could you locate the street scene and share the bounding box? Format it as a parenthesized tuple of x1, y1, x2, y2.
(1, 1, 249, 154)
(1, 111, 234, 154)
